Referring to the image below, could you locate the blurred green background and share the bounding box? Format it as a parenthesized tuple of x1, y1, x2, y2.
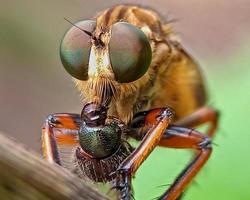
(0, 0, 250, 199)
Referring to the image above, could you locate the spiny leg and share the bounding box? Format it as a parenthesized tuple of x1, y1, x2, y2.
(113, 108, 174, 200)
(42, 113, 81, 164)
(129, 111, 212, 200)
(157, 126, 212, 200)
(174, 107, 219, 137)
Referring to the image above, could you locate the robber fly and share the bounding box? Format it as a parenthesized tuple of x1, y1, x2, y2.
(42, 4, 219, 200)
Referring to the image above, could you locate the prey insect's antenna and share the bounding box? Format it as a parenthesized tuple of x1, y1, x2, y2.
(64, 17, 93, 37)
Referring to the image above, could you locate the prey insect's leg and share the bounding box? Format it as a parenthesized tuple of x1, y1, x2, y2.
(42, 113, 81, 164)
(174, 107, 219, 137)
(157, 126, 212, 200)
(113, 108, 174, 200)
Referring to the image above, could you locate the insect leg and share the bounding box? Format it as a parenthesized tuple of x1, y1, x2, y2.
(42, 113, 81, 164)
(113, 108, 174, 200)
(157, 126, 212, 200)
(174, 107, 219, 137)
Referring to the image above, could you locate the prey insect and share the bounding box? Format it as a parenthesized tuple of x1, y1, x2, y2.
(42, 4, 219, 200)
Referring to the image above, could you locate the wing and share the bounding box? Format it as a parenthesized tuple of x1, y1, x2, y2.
(151, 43, 207, 120)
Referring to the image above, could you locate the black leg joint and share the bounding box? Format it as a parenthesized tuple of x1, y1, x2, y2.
(46, 114, 62, 126)
(199, 137, 212, 149)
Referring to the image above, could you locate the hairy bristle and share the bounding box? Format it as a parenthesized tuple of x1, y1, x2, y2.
(74, 77, 139, 106)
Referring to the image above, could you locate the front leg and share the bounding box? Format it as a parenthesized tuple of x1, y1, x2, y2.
(113, 108, 174, 200)
(126, 110, 213, 200)
(42, 113, 81, 165)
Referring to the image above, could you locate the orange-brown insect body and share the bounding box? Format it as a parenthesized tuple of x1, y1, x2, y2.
(42, 4, 219, 200)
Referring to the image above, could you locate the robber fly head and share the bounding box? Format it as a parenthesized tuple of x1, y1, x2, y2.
(60, 18, 152, 107)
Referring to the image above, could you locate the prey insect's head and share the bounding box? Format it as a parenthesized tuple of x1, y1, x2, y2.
(60, 18, 152, 106)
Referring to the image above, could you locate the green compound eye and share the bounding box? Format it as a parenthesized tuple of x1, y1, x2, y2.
(60, 20, 96, 80)
(109, 22, 152, 83)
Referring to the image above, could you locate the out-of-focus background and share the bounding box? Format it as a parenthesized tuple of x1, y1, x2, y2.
(1, 1, 250, 199)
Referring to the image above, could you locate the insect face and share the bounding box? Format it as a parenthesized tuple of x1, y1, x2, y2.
(60, 20, 152, 107)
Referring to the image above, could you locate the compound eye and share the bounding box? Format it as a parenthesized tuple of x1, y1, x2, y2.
(60, 20, 96, 80)
(109, 22, 152, 83)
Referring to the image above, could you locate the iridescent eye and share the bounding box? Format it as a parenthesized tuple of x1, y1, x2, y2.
(60, 20, 96, 80)
(109, 22, 152, 83)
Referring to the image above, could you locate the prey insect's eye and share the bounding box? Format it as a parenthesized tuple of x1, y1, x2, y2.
(109, 22, 152, 83)
(60, 20, 96, 80)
